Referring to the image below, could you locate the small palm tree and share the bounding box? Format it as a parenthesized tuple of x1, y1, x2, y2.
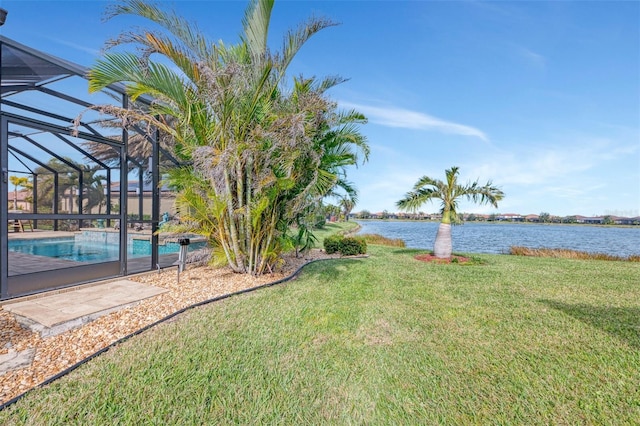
(397, 166, 504, 258)
(9, 176, 30, 210)
(338, 195, 355, 221)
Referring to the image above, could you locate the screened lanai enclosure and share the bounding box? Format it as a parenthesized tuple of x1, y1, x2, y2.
(1, 36, 195, 300)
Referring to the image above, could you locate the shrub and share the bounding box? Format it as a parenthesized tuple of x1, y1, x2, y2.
(337, 237, 367, 256)
(323, 235, 367, 256)
(324, 235, 343, 254)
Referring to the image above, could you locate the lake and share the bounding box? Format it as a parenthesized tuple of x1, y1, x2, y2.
(355, 221, 640, 257)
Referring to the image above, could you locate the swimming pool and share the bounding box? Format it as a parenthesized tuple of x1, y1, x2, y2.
(9, 238, 120, 262)
(8, 237, 206, 263)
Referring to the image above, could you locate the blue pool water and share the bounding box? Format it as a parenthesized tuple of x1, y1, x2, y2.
(9, 238, 120, 262)
(8, 237, 206, 263)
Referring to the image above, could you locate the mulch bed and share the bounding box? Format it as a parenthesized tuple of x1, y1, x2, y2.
(414, 253, 470, 264)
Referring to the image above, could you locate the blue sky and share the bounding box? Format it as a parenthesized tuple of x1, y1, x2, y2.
(2, 0, 638, 217)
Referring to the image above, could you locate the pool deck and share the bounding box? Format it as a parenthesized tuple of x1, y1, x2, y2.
(8, 252, 83, 275)
(0, 230, 202, 376)
(8, 230, 77, 240)
(8, 251, 180, 276)
(8, 231, 89, 275)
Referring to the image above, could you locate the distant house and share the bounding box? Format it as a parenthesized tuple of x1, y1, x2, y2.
(7, 189, 31, 211)
(496, 213, 524, 222)
(581, 217, 603, 224)
(525, 214, 539, 223)
(614, 216, 640, 225)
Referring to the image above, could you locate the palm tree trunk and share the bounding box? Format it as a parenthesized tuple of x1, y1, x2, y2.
(433, 222, 452, 258)
(223, 171, 244, 272)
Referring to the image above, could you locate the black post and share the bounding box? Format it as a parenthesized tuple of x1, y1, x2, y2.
(0, 25, 8, 299)
(137, 166, 143, 221)
(1, 116, 8, 299)
(151, 127, 159, 269)
(53, 172, 59, 230)
(106, 168, 111, 227)
(119, 95, 128, 276)
(32, 173, 38, 229)
(78, 170, 83, 229)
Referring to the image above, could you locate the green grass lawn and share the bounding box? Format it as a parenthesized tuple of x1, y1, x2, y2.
(2, 244, 639, 424)
(309, 220, 360, 243)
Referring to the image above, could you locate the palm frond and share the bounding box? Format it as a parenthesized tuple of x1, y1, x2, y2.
(397, 166, 503, 225)
(397, 187, 438, 212)
(241, 0, 274, 61)
(106, 0, 213, 61)
(278, 15, 338, 76)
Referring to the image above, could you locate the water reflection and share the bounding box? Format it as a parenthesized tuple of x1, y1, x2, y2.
(356, 221, 640, 257)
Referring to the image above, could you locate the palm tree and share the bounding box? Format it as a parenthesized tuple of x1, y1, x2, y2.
(539, 212, 551, 223)
(338, 195, 355, 221)
(9, 176, 29, 210)
(82, 117, 179, 175)
(397, 166, 504, 258)
(30, 158, 92, 214)
(282, 76, 368, 247)
(86, 0, 367, 274)
(81, 168, 107, 214)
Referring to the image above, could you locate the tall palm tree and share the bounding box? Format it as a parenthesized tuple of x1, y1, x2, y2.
(31, 158, 78, 213)
(82, 168, 107, 214)
(281, 76, 368, 248)
(86, 0, 367, 274)
(338, 195, 355, 221)
(9, 176, 29, 210)
(397, 166, 504, 258)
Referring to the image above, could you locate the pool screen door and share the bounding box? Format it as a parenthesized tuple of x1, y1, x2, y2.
(1, 116, 124, 299)
(0, 36, 167, 300)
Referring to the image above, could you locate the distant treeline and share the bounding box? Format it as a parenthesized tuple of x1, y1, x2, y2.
(352, 211, 640, 226)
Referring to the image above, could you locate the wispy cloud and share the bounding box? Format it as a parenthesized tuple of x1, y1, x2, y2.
(340, 102, 489, 141)
(459, 137, 635, 213)
(518, 46, 546, 68)
(467, 1, 523, 20)
(465, 143, 602, 187)
(50, 38, 101, 57)
(509, 43, 546, 69)
(353, 135, 636, 214)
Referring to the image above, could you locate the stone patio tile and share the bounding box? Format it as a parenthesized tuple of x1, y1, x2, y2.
(59, 303, 104, 317)
(3, 280, 168, 336)
(0, 349, 36, 375)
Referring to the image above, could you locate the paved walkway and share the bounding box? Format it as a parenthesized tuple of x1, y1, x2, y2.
(7, 230, 76, 240)
(2, 280, 168, 338)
